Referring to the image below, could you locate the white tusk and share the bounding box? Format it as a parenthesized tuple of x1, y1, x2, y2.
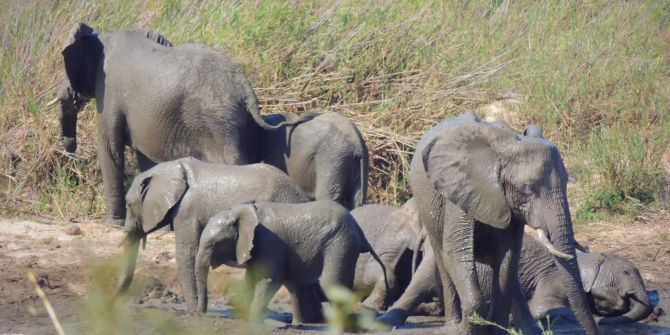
(46, 97, 59, 107)
(535, 229, 574, 260)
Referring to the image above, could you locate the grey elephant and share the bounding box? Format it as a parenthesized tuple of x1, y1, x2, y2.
(519, 236, 654, 325)
(195, 200, 388, 324)
(405, 111, 598, 335)
(260, 112, 369, 209)
(119, 157, 311, 313)
(51, 23, 308, 226)
(351, 198, 422, 310)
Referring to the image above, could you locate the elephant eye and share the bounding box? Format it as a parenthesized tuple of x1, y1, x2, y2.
(623, 270, 630, 276)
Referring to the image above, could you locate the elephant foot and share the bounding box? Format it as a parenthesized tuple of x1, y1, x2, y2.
(361, 294, 385, 312)
(377, 308, 410, 327)
(103, 217, 125, 226)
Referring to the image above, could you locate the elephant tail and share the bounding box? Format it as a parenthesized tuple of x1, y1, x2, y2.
(239, 73, 318, 130)
(360, 237, 390, 301)
(352, 151, 369, 208)
(411, 229, 427, 274)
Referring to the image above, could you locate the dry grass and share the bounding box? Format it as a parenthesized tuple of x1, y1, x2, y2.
(1, 1, 668, 223)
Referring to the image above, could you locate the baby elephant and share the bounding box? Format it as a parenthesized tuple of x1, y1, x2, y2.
(352, 198, 423, 311)
(195, 200, 387, 324)
(261, 112, 369, 209)
(520, 236, 654, 325)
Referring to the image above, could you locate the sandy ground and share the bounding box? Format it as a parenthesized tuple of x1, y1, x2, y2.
(1, 216, 669, 335)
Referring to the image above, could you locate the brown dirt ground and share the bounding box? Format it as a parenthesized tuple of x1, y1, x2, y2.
(0, 216, 669, 335)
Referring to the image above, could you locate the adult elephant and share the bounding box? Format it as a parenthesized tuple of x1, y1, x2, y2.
(261, 112, 369, 209)
(50, 23, 309, 226)
(407, 111, 598, 335)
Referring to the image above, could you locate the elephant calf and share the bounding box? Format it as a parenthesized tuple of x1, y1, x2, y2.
(378, 227, 653, 327)
(119, 157, 311, 313)
(195, 200, 387, 324)
(351, 199, 422, 310)
(519, 235, 654, 325)
(261, 112, 369, 210)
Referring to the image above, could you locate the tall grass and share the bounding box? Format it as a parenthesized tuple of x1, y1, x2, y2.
(1, 1, 668, 222)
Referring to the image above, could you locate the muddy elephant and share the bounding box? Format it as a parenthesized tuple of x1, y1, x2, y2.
(260, 112, 369, 209)
(195, 200, 387, 324)
(118, 157, 311, 313)
(519, 236, 653, 325)
(381, 231, 653, 329)
(406, 111, 598, 335)
(50, 23, 309, 226)
(351, 199, 422, 310)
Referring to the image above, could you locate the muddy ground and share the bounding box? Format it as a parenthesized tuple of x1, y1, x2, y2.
(1, 216, 669, 335)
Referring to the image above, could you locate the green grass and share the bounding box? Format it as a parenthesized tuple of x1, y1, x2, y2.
(1, 0, 668, 222)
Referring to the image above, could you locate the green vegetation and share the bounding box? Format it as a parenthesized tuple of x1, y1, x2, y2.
(1, 1, 668, 222)
(323, 286, 388, 334)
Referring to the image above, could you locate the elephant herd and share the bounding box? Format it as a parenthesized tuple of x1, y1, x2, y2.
(50, 24, 654, 334)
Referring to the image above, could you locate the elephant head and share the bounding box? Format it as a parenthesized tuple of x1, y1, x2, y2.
(195, 205, 259, 312)
(419, 117, 598, 334)
(47, 23, 100, 153)
(116, 160, 187, 292)
(49, 23, 173, 153)
(578, 251, 653, 324)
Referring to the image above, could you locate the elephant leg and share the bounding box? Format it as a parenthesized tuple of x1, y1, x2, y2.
(174, 220, 201, 313)
(97, 117, 126, 226)
(490, 226, 524, 334)
(362, 262, 397, 311)
(287, 283, 324, 324)
(319, 242, 358, 291)
(379, 244, 441, 326)
(314, 162, 347, 208)
(441, 219, 487, 335)
(248, 276, 281, 322)
(511, 280, 543, 335)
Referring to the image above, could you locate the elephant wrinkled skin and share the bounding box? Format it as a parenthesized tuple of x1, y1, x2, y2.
(195, 200, 387, 324)
(405, 111, 598, 335)
(351, 199, 422, 310)
(119, 157, 311, 313)
(378, 228, 652, 329)
(519, 237, 654, 325)
(54, 23, 310, 226)
(261, 112, 369, 209)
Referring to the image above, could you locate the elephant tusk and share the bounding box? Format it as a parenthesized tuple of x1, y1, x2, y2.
(46, 97, 59, 107)
(536, 229, 574, 260)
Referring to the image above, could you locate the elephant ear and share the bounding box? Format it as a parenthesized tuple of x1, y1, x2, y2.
(422, 123, 511, 229)
(233, 204, 260, 266)
(140, 162, 188, 234)
(523, 125, 544, 139)
(62, 23, 102, 98)
(577, 252, 605, 293)
(394, 198, 422, 238)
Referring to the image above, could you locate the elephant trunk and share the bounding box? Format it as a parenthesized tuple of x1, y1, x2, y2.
(600, 284, 652, 324)
(115, 231, 141, 294)
(195, 244, 213, 313)
(543, 197, 600, 335)
(57, 85, 83, 153)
